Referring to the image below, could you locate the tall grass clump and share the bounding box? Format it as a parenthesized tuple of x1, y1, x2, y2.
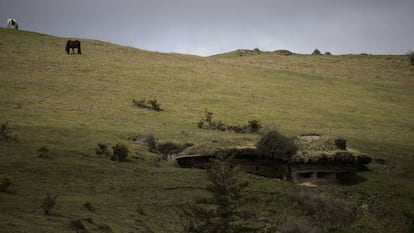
(95, 143, 112, 156)
(41, 193, 58, 215)
(0, 121, 17, 142)
(37, 145, 50, 159)
(111, 143, 129, 161)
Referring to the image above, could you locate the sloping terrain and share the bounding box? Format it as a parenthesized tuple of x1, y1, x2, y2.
(0, 28, 413, 232)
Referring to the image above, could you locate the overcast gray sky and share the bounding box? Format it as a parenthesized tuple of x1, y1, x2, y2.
(1, 0, 413, 56)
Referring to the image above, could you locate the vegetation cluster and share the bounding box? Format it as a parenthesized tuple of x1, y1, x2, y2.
(0, 121, 17, 142)
(95, 143, 129, 161)
(197, 109, 262, 133)
(133, 98, 162, 111)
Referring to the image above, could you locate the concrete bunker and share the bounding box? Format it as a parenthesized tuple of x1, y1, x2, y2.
(176, 135, 371, 186)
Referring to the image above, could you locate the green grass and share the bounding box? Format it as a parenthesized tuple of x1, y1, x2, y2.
(0, 28, 413, 232)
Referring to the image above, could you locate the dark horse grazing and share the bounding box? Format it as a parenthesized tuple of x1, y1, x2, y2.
(65, 40, 81, 54)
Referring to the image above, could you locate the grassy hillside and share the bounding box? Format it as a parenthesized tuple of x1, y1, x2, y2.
(0, 28, 413, 232)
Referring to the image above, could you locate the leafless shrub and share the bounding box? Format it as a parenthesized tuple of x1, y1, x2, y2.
(37, 145, 50, 159)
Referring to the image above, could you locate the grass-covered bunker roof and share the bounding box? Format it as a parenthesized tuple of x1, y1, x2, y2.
(291, 135, 371, 164)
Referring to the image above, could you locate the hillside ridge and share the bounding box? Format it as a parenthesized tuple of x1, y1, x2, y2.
(0, 28, 413, 233)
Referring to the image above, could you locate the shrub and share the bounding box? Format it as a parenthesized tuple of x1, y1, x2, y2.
(256, 131, 298, 161)
(83, 202, 94, 212)
(133, 98, 162, 111)
(197, 109, 261, 134)
(199, 109, 215, 129)
(408, 51, 414, 65)
(247, 120, 262, 133)
(334, 138, 347, 150)
(69, 219, 86, 233)
(147, 99, 161, 111)
(226, 124, 245, 133)
(0, 177, 12, 192)
(0, 121, 17, 142)
(111, 143, 129, 161)
(132, 98, 147, 108)
(324, 51, 332, 55)
(289, 191, 357, 226)
(41, 193, 58, 215)
(95, 143, 111, 156)
(143, 135, 158, 153)
(37, 145, 50, 159)
(196, 120, 204, 129)
(312, 49, 321, 55)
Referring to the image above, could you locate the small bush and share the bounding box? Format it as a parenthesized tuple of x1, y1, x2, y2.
(95, 143, 111, 156)
(83, 202, 94, 212)
(133, 98, 162, 111)
(197, 109, 261, 134)
(312, 48, 321, 55)
(143, 135, 158, 153)
(0, 177, 12, 192)
(132, 99, 147, 108)
(41, 193, 58, 215)
(147, 99, 161, 111)
(324, 51, 332, 55)
(247, 119, 262, 133)
(256, 131, 298, 161)
(37, 145, 50, 159)
(69, 219, 86, 233)
(196, 120, 204, 129)
(408, 51, 414, 65)
(289, 191, 358, 226)
(111, 143, 129, 161)
(0, 121, 17, 142)
(334, 138, 347, 150)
